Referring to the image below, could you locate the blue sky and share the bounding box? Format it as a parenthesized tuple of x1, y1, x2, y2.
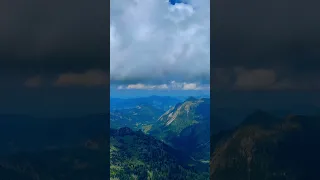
(110, 0, 210, 98)
(169, 0, 188, 5)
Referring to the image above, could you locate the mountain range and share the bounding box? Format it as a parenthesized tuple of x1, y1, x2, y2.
(110, 127, 208, 180)
(110, 96, 182, 111)
(0, 96, 210, 179)
(211, 110, 320, 180)
(110, 96, 211, 179)
(149, 97, 210, 161)
(110, 105, 164, 132)
(0, 114, 108, 155)
(3, 95, 319, 179)
(110, 97, 211, 161)
(0, 114, 109, 180)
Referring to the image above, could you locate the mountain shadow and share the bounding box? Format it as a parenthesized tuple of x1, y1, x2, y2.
(211, 110, 320, 180)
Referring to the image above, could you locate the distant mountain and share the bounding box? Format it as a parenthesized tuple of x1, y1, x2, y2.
(0, 112, 210, 180)
(150, 97, 210, 161)
(0, 134, 108, 180)
(0, 113, 109, 179)
(211, 111, 320, 180)
(0, 114, 108, 155)
(110, 105, 164, 132)
(110, 96, 181, 111)
(110, 127, 209, 180)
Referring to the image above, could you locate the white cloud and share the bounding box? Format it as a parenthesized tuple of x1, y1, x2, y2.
(110, 0, 210, 84)
(118, 83, 169, 90)
(182, 82, 197, 90)
(117, 81, 209, 90)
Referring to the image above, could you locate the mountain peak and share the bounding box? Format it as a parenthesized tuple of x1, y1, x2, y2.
(241, 110, 278, 127)
(185, 96, 198, 102)
(211, 113, 320, 180)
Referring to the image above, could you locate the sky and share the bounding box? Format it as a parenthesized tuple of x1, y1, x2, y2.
(0, 0, 210, 117)
(110, 0, 210, 97)
(212, 0, 320, 91)
(212, 0, 320, 111)
(1, 0, 320, 116)
(0, 0, 109, 117)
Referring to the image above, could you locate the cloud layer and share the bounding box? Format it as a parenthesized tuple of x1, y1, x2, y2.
(117, 81, 209, 90)
(110, 0, 210, 86)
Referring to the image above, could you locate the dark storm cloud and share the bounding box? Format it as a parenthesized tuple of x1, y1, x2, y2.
(0, 0, 109, 76)
(212, 0, 320, 90)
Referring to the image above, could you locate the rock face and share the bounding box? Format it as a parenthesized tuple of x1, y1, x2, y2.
(211, 111, 320, 180)
(150, 97, 210, 161)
